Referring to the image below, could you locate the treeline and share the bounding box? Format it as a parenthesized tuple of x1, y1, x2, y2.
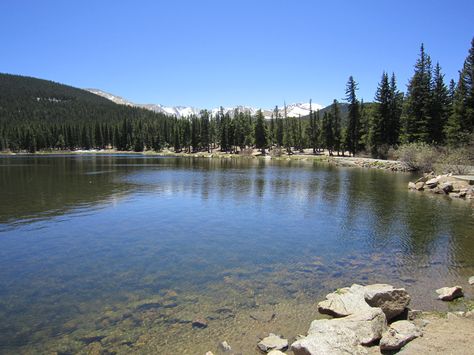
(0, 38, 473, 156)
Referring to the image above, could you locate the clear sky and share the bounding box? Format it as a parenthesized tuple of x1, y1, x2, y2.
(1, 0, 473, 108)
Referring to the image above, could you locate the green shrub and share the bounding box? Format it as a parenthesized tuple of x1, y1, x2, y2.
(435, 147, 473, 175)
(395, 143, 438, 172)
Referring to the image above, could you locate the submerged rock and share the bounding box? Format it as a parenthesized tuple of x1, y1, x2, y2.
(291, 308, 386, 355)
(379, 320, 422, 351)
(436, 286, 463, 301)
(469, 276, 474, 285)
(249, 309, 276, 322)
(318, 284, 410, 320)
(257, 333, 288, 352)
(192, 318, 208, 329)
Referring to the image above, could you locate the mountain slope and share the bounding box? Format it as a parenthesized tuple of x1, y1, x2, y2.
(0, 73, 166, 125)
(86, 88, 324, 119)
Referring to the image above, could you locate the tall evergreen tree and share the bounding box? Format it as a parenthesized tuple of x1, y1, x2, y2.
(331, 99, 342, 155)
(388, 73, 403, 145)
(276, 106, 284, 147)
(402, 44, 433, 143)
(430, 62, 449, 144)
(344, 76, 360, 156)
(254, 109, 267, 154)
(445, 38, 474, 146)
(322, 111, 334, 155)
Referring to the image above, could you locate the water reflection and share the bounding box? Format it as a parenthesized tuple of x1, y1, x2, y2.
(0, 155, 473, 354)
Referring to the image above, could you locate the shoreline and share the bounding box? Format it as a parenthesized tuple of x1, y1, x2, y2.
(0, 149, 411, 172)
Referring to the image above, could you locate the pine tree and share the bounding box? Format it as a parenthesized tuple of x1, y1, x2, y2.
(402, 44, 433, 143)
(322, 112, 334, 155)
(445, 38, 474, 146)
(307, 100, 319, 153)
(388, 73, 403, 145)
(331, 99, 342, 155)
(254, 110, 267, 154)
(430, 62, 449, 144)
(344, 76, 360, 156)
(276, 106, 284, 147)
(200, 110, 210, 152)
(370, 72, 390, 156)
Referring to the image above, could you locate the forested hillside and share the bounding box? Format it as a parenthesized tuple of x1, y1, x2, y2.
(0, 37, 473, 156)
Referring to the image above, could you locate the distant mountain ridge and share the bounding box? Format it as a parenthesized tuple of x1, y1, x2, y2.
(86, 88, 324, 119)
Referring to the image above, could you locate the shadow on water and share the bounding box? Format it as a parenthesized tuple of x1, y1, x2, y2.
(0, 154, 473, 354)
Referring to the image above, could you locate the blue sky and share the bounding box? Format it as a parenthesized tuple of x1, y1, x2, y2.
(1, 0, 473, 108)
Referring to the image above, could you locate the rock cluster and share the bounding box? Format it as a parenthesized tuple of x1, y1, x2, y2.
(291, 284, 419, 354)
(254, 281, 472, 354)
(317, 283, 411, 321)
(408, 173, 474, 199)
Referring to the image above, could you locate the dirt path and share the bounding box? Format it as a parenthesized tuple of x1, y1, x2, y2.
(396, 313, 474, 355)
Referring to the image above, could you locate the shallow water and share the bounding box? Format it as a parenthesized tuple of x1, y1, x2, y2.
(0, 155, 473, 354)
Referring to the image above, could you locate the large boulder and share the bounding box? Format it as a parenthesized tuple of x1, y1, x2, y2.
(318, 284, 410, 320)
(364, 284, 411, 320)
(379, 320, 422, 351)
(317, 284, 372, 317)
(436, 286, 463, 301)
(291, 308, 387, 355)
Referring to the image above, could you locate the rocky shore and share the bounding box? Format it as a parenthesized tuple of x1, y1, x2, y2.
(408, 173, 474, 200)
(205, 280, 474, 355)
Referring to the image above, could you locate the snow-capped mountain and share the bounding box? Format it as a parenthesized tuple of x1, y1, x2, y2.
(86, 89, 323, 119)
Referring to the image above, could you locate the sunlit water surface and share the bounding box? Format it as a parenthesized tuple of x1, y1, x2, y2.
(0, 155, 473, 354)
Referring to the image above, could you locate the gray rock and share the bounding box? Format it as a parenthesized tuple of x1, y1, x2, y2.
(257, 333, 288, 352)
(317, 284, 372, 317)
(408, 182, 416, 190)
(440, 182, 453, 193)
(415, 182, 425, 191)
(318, 284, 410, 320)
(219, 341, 232, 352)
(268, 351, 286, 355)
(380, 320, 422, 351)
(469, 276, 474, 285)
(364, 284, 411, 320)
(425, 178, 439, 188)
(436, 286, 463, 301)
(291, 308, 386, 355)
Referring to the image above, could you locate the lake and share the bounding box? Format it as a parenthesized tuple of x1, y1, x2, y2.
(0, 155, 473, 354)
